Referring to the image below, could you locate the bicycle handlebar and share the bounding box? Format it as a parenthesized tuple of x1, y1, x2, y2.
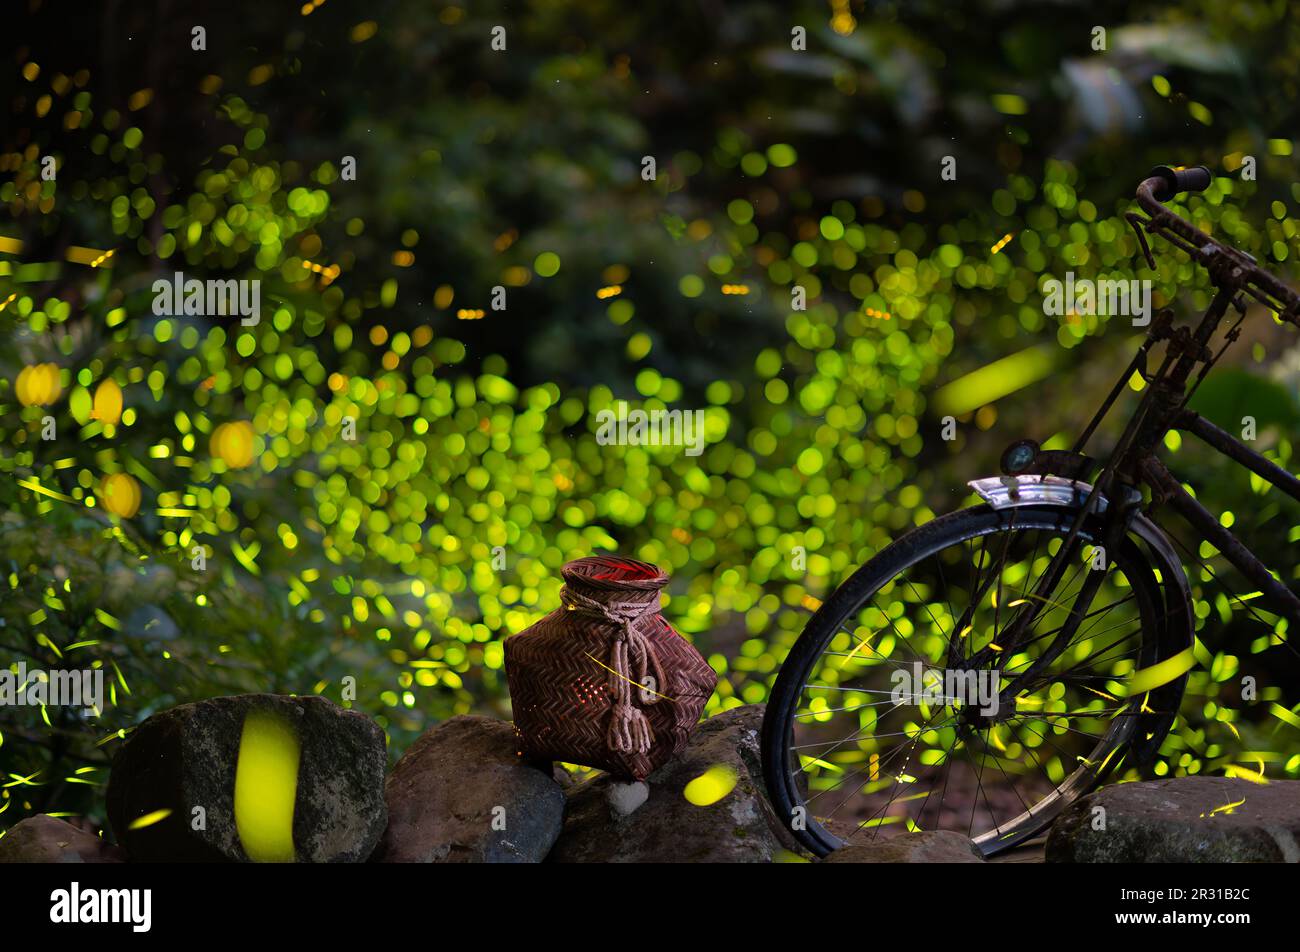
(1136, 165, 1300, 327)
(1147, 165, 1213, 201)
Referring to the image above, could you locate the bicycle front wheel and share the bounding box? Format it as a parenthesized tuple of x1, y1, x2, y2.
(761, 503, 1180, 858)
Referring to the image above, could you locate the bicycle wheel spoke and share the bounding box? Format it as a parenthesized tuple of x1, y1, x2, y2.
(813, 711, 953, 816)
(793, 699, 905, 718)
(849, 711, 947, 841)
(965, 739, 996, 839)
(790, 726, 922, 751)
(913, 727, 963, 832)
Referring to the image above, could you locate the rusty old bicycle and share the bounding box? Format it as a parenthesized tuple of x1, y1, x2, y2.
(761, 165, 1300, 857)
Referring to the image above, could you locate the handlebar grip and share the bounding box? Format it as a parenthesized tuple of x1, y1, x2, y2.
(1149, 165, 1213, 201)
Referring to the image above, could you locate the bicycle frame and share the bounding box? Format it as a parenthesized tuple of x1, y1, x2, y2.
(1056, 291, 1298, 625)
(1086, 181, 1300, 626)
(1148, 414, 1300, 625)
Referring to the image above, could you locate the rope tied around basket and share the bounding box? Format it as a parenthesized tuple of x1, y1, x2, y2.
(561, 584, 669, 755)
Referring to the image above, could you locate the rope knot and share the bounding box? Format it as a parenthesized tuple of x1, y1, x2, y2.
(561, 583, 669, 755)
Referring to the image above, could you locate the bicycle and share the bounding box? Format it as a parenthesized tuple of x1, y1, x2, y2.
(760, 165, 1300, 858)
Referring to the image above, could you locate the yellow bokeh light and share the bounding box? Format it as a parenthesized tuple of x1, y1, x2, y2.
(211, 421, 257, 469)
(234, 709, 300, 863)
(16, 363, 62, 406)
(683, 763, 738, 806)
(100, 473, 141, 518)
(92, 378, 124, 425)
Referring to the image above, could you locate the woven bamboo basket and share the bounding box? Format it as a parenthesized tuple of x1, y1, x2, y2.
(504, 556, 716, 780)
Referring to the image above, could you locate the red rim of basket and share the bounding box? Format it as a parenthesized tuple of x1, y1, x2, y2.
(561, 556, 668, 592)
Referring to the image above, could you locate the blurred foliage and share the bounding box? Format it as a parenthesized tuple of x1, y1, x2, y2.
(2, 0, 1300, 832)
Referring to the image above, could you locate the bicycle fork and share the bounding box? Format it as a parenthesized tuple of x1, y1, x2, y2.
(952, 495, 1139, 724)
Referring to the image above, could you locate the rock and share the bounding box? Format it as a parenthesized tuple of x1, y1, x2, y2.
(548, 704, 786, 863)
(822, 830, 984, 863)
(607, 781, 650, 816)
(378, 715, 564, 863)
(0, 816, 127, 863)
(106, 694, 387, 862)
(1047, 777, 1300, 863)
